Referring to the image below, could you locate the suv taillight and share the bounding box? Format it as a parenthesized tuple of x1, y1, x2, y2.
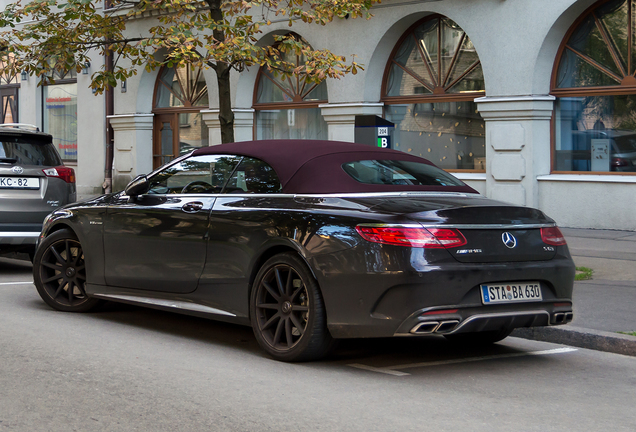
(541, 226, 567, 246)
(355, 226, 467, 248)
(43, 166, 75, 184)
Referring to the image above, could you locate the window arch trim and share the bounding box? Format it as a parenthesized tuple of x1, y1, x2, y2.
(152, 63, 209, 111)
(551, 0, 636, 96)
(381, 14, 485, 102)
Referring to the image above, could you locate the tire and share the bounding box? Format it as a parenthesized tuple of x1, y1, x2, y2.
(250, 253, 334, 362)
(443, 328, 513, 346)
(33, 229, 101, 312)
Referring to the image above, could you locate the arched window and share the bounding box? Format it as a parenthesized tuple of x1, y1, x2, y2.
(553, 0, 636, 173)
(253, 36, 328, 140)
(382, 15, 486, 171)
(152, 64, 209, 168)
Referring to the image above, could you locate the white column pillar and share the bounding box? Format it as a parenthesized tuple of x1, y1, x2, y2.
(475, 96, 555, 208)
(201, 108, 255, 145)
(201, 110, 221, 146)
(319, 103, 384, 142)
(107, 114, 154, 191)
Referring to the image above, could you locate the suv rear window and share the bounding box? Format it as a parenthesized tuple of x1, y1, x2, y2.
(342, 160, 465, 187)
(0, 136, 62, 166)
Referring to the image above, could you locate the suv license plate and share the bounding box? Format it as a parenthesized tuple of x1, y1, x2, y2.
(0, 176, 39, 189)
(480, 282, 542, 305)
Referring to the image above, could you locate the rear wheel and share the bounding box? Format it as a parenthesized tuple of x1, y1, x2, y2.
(250, 253, 333, 362)
(33, 229, 100, 312)
(443, 328, 513, 346)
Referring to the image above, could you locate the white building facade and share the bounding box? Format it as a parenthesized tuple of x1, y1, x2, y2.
(5, 0, 636, 230)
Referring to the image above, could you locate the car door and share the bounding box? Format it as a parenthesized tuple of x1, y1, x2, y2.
(103, 154, 242, 293)
(198, 157, 284, 316)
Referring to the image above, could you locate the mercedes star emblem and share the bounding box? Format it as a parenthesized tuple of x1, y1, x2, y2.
(501, 232, 517, 249)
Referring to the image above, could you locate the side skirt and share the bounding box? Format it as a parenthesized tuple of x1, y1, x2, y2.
(85, 283, 251, 326)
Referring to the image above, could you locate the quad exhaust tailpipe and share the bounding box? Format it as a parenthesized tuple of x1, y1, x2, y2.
(552, 312, 573, 324)
(410, 320, 460, 334)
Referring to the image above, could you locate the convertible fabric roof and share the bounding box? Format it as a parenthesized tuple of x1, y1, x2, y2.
(192, 140, 477, 194)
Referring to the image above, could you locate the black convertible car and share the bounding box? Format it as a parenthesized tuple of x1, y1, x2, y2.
(33, 140, 575, 361)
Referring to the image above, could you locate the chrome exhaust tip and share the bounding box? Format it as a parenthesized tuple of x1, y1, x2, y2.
(410, 321, 440, 334)
(564, 312, 573, 323)
(435, 320, 460, 333)
(553, 312, 565, 324)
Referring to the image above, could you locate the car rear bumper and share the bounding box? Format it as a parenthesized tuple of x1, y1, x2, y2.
(313, 245, 575, 339)
(394, 303, 573, 337)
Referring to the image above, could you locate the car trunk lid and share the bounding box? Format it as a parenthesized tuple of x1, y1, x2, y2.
(349, 194, 559, 263)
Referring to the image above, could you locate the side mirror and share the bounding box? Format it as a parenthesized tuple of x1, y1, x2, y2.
(124, 174, 150, 197)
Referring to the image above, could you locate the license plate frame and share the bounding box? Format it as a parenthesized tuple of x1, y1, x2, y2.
(480, 282, 542, 305)
(0, 176, 39, 190)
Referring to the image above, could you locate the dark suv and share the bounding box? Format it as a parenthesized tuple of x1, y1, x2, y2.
(0, 124, 76, 257)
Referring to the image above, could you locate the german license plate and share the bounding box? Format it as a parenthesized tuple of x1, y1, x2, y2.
(480, 282, 542, 304)
(0, 176, 39, 189)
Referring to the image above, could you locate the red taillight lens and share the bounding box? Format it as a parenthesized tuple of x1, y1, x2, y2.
(43, 166, 75, 184)
(541, 226, 566, 246)
(355, 226, 467, 248)
(612, 157, 630, 168)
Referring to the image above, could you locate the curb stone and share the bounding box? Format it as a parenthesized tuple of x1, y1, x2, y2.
(512, 326, 636, 357)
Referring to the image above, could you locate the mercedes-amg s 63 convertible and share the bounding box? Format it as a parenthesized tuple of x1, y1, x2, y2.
(33, 140, 575, 361)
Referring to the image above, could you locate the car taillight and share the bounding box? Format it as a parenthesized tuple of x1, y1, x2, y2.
(541, 226, 566, 246)
(43, 166, 75, 184)
(612, 157, 630, 168)
(355, 226, 467, 248)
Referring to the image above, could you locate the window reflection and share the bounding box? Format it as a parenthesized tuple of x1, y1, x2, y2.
(555, 96, 636, 172)
(385, 102, 485, 170)
(148, 154, 243, 194)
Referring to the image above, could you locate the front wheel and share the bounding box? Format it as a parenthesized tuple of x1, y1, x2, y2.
(33, 229, 101, 312)
(250, 253, 334, 362)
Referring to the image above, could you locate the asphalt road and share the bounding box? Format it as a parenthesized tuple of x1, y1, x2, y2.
(1, 257, 636, 432)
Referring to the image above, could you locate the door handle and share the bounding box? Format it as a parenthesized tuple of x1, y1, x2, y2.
(182, 201, 204, 213)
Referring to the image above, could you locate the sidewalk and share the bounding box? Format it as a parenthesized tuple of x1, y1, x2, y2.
(513, 227, 636, 356)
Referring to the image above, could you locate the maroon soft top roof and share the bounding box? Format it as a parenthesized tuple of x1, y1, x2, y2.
(192, 139, 477, 194)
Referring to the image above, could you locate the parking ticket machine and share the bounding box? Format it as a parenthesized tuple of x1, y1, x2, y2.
(354, 115, 395, 149)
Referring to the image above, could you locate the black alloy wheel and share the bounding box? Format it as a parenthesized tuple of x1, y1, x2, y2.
(33, 229, 100, 312)
(250, 253, 333, 362)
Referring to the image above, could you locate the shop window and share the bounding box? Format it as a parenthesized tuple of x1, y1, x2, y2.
(253, 35, 328, 140)
(42, 67, 77, 162)
(552, 0, 636, 173)
(382, 16, 486, 171)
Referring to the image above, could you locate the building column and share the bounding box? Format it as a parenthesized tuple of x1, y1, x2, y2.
(107, 114, 154, 191)
(475, 96, 555, 208)
(319, 103, 384, 142)
(201, 108, 255, 145)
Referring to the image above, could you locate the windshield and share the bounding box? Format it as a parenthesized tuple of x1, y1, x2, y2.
(342, 160, 466, 187)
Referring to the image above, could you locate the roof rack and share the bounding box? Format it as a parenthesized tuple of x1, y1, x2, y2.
(0, 123, 40, 132)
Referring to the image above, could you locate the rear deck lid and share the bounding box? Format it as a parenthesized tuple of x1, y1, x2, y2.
(352, 194, 561, 263)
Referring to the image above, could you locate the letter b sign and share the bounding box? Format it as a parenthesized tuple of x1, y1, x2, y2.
(377, 137, 390, 148)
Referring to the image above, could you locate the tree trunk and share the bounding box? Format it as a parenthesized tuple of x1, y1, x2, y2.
(215, 62, 234, 144)
(206, 0, 235, 144)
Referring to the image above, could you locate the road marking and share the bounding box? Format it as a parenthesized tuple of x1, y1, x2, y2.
(349, 347, 578, 376)
(0, 281, 34, 286)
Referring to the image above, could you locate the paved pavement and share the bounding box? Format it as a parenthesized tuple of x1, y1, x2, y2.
(513, 227, 636, 356)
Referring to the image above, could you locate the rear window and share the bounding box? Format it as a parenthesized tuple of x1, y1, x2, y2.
(342, 160, 465, 187)
(612, 136, 636, 153)
(0, 136, 62, 166)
